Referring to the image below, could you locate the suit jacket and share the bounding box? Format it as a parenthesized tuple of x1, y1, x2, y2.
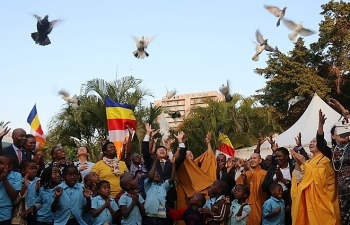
(2, 145, 32, 172)
(217, 167, 236, 196)
(142, 140, 187, 202)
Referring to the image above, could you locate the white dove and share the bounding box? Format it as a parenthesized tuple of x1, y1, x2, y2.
(282, 19, 316, 42)
(219, 80, 233, 102)
(58, 90, 80, 109)
(263, 5, 287, 27)
(287, 96, 306, 113)
(132, 36, 154, 59)
(166, 88, 176, 99)
(159, 113, 170, 143)
(252, 30, 274, 61)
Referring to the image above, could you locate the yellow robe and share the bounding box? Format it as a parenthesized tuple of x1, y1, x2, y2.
(291, 153, 341, 225)
(176, 149, 217, 225)
(236, 166, 267, 225)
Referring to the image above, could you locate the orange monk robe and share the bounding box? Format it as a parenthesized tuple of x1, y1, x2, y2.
(291, 153, 341, 225)
(236, 166, 267, 225)
(176, 149, 217, 225)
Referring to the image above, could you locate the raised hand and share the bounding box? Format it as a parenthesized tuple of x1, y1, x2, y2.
(205, 131, 212, 144)
(23, 174, 30, 188)
(319, 109, 327, 126)
(170, 156, 176, 164)
(295, 132, 302, 147)
(275, 166, 283, 181)
(257, 133, 265, 146)
(329, 98, 347, 114)
(104, 197, 111, 206)
(83, 187, 91, 198)
(54, 187, 63, 197)
(174, 131, 185, 142)
(35, 179, 40, 191)
(0, 165, 9, 181)
(274, 207, 281, 214)
(0, 127, 11, 140)
(126, 124, 135, 136)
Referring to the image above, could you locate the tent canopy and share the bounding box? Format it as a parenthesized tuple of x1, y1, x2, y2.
(259, 93, 340, 149)
(235, 93, 340, 159)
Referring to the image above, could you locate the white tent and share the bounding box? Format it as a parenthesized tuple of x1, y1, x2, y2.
(235, 93, 340, 159)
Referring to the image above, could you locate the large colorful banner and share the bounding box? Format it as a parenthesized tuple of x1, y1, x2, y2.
(27, 104, 46, 149)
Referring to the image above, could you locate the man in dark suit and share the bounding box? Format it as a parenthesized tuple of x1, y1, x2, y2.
(217, 153, 236, 197)
(1, 128, 32, 172)
(142, 123, 187, 225)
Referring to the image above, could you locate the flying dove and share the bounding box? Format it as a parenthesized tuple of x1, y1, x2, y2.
(159, 113, 170, 143)
(58, 90, 80, 109)
(31, 15, 60, 46)
(169, 111, 181, 119)
(264, 5, 287, 27)
(219, 80, 233, 102)
(165, 88, 176, 99)
(252, 30, 275, 61)
(132, 36, 154, 59)
(287, 96, 306, 114)
(282, 19, 316, 42)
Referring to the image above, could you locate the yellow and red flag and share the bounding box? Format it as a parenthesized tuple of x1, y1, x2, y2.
(105, 97, 136, 159)
(27, 104, 46, 149)
(216, 131, 235, 158)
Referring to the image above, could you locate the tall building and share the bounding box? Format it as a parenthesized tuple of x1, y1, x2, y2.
(153, 90, 225, 129)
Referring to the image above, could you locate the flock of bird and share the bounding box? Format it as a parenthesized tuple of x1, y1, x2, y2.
(31, 14, 154, 59)
(252, 4, 316, 62)
(32, 5, 312, 115)
(216, 4, 314, 114)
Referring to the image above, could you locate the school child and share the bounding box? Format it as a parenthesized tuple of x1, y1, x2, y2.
(11, 160, 39, 225)
(262, 183, 285, 225)
(0, 155, 22, 225)
(228, 184, 251, 225)
(51, 165, 91, 225)
(118, 175, 145, 225)
(143, 156, 176, 225)
(91, 180, 119, 225)
(114, 172, 135, 225)
(168, 192, 206, 225)
(84, 171, 100, 197)
(25, 166, 62, 225)
(199, 180, 230, 225)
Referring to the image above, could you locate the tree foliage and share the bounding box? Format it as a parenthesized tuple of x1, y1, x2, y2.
(255, 1, 350, 129)
(178, 95, 282, 157)
(44, 76, 154, 162)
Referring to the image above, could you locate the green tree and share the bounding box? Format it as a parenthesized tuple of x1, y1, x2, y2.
(45, 76, 153, 162)
(311, 0, 350, 106)
(178, 95, 281, 157)
(255, 39, 330, 129)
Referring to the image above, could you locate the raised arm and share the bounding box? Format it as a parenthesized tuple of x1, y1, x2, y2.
(316, 109, 332, 160)
(123, 126, 134, 168)
(168, 156, 176, 184)
(142, 123, 159, 170)
(0, 127, 10, 156)
(294, 132, 310, 160)
(254, 133, 265, 154)
(174, 131, 186, 170)
(148, 156, 158, 182)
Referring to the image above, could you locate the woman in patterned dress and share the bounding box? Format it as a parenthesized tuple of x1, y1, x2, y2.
(317, 98, 350, 225)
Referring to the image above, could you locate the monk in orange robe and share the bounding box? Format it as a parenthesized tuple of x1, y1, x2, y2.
(290, 138, 341, 225)
(236, 153, 268, 225)
(176, 132, 217, 225)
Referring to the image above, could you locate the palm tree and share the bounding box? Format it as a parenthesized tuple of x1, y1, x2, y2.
(178, 94, 282, 157)
(46, 76, 154, 162)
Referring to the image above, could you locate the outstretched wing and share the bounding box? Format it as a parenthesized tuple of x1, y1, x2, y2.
(256, 30, 264, 44)
(299, 28, 316, 36)
(144, 36, 155, 48)
(296, 96, 306, 101)
(282, 19, 298, 31)
(58, 89, 70, 97)
(263, 5, 281, 17)
(132, 36, 141, 48)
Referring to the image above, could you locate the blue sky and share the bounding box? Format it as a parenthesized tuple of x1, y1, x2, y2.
(0, 0, 327, 133)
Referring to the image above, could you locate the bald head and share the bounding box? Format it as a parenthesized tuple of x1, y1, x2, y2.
(11, 128, 27, 148)
(249, 153, 262, 169)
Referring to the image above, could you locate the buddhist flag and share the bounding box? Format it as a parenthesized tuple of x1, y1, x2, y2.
(216, 131, 235, 158)
(105, 97, 136, 159)
(27, 104, 46, 149)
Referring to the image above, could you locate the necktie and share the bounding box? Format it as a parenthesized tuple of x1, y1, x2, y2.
(17, 149, 22, 163)
(160, 162, 165, 171)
